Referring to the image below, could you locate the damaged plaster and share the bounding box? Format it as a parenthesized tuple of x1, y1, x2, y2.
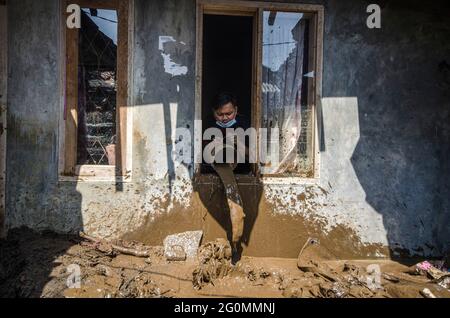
(158, 35, 188, 77)
(5, 0, 450, 258)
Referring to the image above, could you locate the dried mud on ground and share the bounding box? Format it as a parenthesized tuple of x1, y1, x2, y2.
(0, 228, 449, 298)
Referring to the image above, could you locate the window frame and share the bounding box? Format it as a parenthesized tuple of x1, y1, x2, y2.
(59, 0, 132, 182)
(195, 0, 323, 183)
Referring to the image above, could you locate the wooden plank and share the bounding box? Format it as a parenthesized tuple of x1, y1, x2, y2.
(64, 1, 79, 175)
(306, 15, 316, 178)
(253, 8, 263, 177)
(67, 0, 118, 10)
(313, 7, 324, 179)
(116, 0, 129, 176)
(125, 0, 134, 178)
(75, 164, 116, 176)
(59, 164, 131, 182)
(203, 8, 255, 16)
(194, 1, 204, 175)
(199, 0, 323, 13)
(0, 3, 7, 237)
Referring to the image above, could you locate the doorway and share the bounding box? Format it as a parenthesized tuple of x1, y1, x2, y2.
(200, 13, 254, 175)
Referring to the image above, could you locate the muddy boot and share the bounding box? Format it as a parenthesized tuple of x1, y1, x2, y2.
(212, 163, 246, 250)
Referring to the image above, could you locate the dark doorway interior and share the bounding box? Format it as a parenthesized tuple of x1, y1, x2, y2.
(201, 14, 254, 174)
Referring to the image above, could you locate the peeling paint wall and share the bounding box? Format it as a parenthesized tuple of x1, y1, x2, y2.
(6, 0, 450, 258)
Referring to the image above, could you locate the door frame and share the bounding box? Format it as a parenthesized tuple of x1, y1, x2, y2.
(0, 0, 7, 238)
(194, 1, 261, 182)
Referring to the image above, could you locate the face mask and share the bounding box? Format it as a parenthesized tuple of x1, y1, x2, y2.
(216, 119, 237, 128)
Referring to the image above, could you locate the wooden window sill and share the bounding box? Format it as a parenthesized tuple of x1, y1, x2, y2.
(59, 165, 132, 182)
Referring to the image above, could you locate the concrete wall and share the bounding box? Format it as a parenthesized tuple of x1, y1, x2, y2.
(6, 0, 450, 258)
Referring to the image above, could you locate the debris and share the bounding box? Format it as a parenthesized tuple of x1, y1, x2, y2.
(430, 260, 447, 271)
(241, 266, 271, 286)
(95, 264, 113, 277)
(299, 262, 340, 283)
(420, 288, 437, 298)
(298, 237, 320, 258)
(297, 237, 320, 270)
(320, 282, 347, 298)
(382, 273, 400, 283)
(163, 231, 203, 260)
(165, 245, 186, 261)
(192, 238, 232, 290)
(282, 278, 321, 298)
(410, 260, 450, 280)
(416, 261, 433, 271)
(437, 276, 450, 290)
(119, 273, 163, 298)
(79, 232, 151, 258)
(427, 267, 449, 280)
(2, 228, 450, 299)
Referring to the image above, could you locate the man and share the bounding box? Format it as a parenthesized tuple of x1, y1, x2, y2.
(203, 92, 249, 257)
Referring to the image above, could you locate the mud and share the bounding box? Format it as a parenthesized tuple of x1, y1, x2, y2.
(193, 238, 233, 290)
(212, 163, 245, 245)
(1, 228, 449, 298)
(123, 181, 391, 259)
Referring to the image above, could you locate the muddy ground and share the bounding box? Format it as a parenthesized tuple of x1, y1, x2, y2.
(0, 228, 449, 298)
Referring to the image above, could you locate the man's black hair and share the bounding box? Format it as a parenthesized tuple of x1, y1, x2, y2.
(212, 92, 237, 111)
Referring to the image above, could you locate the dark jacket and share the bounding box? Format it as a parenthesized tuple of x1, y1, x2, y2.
(201, 114, 252, 174)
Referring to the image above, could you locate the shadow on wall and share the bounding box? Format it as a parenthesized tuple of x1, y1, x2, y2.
(1, 0, 84, 298)
(4, 115, 84, 298)
(2, 0, 198, 297)
(3, 117, 83, 297)
(322, 0, 450, 259)
(195, 178, 263, 260)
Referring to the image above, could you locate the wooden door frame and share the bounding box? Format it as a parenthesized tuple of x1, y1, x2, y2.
(0, 0, 7, 238)
(195, 2, 260, 182)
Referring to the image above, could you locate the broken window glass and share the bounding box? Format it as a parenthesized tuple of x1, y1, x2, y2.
(261, 11, 314, 177)
(77, 8, 118, 165)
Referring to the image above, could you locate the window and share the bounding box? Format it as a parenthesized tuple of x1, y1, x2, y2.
(260, 11, 315, 177)
(62, 0, 130, 179)
(196, 1, 323, 180)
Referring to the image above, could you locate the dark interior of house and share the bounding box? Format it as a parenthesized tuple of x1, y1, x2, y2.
(201, 14, 254, 174)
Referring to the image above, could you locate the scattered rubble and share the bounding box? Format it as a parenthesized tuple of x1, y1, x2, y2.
(192, 238, 233, 290)
(420, 288, 436, 298)
(0, 228, 449, 298)
(79, 232, 152, 258)
(163, 231, 203, 260)
(165, 245, 187, 261)
(407, 260, 450, 282)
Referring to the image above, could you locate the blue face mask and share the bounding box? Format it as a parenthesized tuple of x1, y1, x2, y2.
(216, 119, 237, 128)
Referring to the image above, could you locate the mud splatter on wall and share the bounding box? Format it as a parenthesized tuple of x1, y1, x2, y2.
(5, 0, 450, 258)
